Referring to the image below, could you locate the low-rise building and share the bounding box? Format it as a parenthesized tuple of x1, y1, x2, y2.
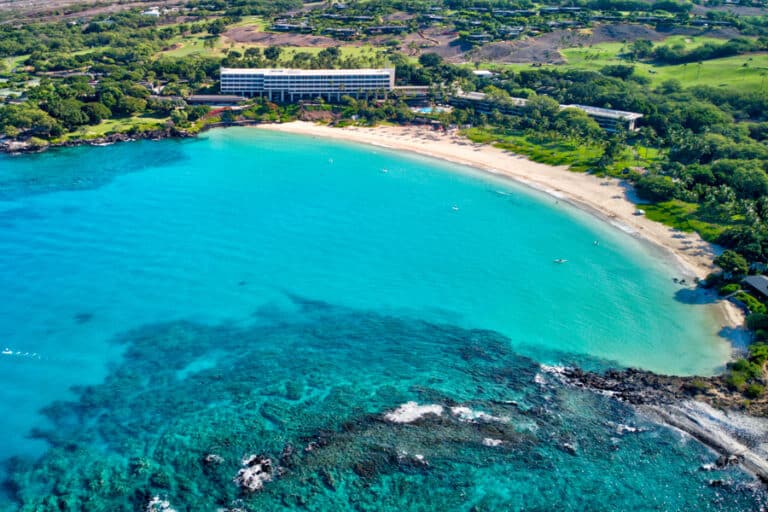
(472, 70, 495, 79)
(220, 68, 395, 101)
(322, 27, 358, 39)
(561, 104, 643, 132)
(271, 23, 312, 33)
(187, 94, 244, 105)
(450, 91, 643, 132)
(743, 275, 768, 299)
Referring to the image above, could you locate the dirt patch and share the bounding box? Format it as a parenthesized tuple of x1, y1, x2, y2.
(384, 12, 414, 22)
(463, 23, 739, 64)
(299, 109, 336, 122)
(374, 27, 469, 59)
(590, 23, 669, 43)
(589, 23, 740, 42)
(226, 23, 468, 58)
(463, 31, 575, 64)
(0, 0, 186, 23)
(466, 40, 563, 64)
(692, 4, 768, 17)
(225, 26, 344, 47)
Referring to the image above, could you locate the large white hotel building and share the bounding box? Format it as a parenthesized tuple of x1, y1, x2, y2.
(220, 67, 396, 101)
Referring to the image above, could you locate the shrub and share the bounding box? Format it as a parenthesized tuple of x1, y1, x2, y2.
(747, 313, 768, 331)
(635, 175, 677, 202)
(719, 283, 741, 295)
(601, 64, 635, 80)
(745, 383, 765, 399)
(729, 358, 763, 380)
(684, 378, 710, 394)
(749, 343, 768, 365)
(735, 292, 767, 314)
(28, 136, 49, 148)
(714, 250, 749, 277)
(725, 372, 747, 391)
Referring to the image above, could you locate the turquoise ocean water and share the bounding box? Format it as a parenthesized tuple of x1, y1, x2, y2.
(0, 128, 762, 510)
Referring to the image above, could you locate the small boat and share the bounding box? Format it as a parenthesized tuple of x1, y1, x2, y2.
(452, 205, 460, 211)
(553, 259, 568, 264)
(2, 348, 12, 355)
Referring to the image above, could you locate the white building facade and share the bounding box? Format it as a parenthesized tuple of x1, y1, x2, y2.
(220, 68, 396, 101)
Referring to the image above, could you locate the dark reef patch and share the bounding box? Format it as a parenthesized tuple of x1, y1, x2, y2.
(0, 140, 189, 201)
(2, 298, 765, 511)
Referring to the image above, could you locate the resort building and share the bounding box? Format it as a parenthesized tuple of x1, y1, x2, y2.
(220, 68, 396, 102)
(561, 104, 644, 132)
(449, 91, 643, 132)
(449, 91, 529, 116)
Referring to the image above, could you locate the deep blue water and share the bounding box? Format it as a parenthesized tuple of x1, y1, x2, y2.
(0, 128, 759, 510)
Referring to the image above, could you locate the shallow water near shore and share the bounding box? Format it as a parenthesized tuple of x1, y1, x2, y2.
(0, 128, 759, 509)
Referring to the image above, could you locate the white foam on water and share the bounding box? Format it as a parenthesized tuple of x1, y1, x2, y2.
(383, 402, 444, 423)
(233, 455, 273, 492)
(539, 364, 567, 375)
(450, 406, 509, 423)
(146, 496, 177, 512)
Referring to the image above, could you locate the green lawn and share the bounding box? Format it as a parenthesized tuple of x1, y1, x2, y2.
(157, 33, 389, 64)
(500, 35, 768, 93)
(558, 34, 736, 70)
(2, 54, 29, 72)
(463, 127, 600, 168)
(643, 200, 728, 241)
(558, 44, 768, 92)
(228, 16, 266, 30)
(57, 115, 169, 142)
(271, 45, 389, 65)
(641, 53, 768, 92)
(463, 127, 662, 175)
(158, 32, 224, 58)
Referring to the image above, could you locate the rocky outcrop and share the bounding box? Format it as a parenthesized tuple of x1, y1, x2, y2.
(0, 128, 193, 155)
(233, 454, 274, 492)
(546, 365, 768, 484)
(553, 367, 690, 405)
(550, 365, 768, 416)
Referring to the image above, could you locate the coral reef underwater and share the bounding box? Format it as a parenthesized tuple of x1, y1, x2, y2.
(2, 297, 765, 511)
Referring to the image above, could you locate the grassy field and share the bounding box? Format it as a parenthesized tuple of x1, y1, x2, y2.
(500, 35, 768, 93)
(560, 44, 768, 92)
(157, 32, 388, 63)
(463, 127, 662, 175)
(2, 54, 29, 72)
(228, 15, 267, 30)
(158, 31, 224, 58)
(57, 115, 169, 141)
(643, 200, 728, 242)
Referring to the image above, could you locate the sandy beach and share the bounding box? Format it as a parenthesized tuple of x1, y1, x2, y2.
(256, 121, 745, 331)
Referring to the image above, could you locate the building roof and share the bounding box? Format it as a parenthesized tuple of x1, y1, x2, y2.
(453, 91, 643, 123)
(187, 95, 244, 103)
(456, 91, 490, 101)
(455, 91, 528, 106)
(221, 68, 394, 76)
(562, 104, 644, 120)
(744, 275, 768, 296)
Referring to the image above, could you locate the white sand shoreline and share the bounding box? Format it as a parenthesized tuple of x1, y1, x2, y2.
(253, 121, 745, 334)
